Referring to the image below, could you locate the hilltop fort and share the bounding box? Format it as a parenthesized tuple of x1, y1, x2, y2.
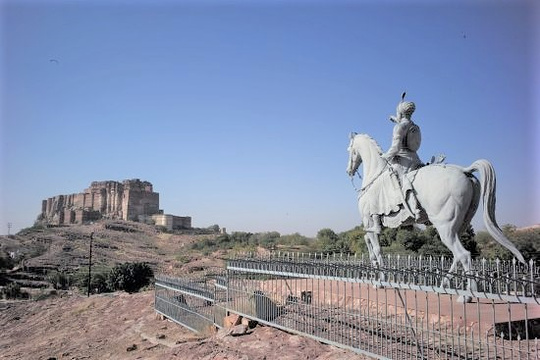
(37, 179, 190, 231)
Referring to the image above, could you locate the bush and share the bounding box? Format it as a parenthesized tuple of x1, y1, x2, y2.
(47, 271, 71, 290)
(73, 268, 112, 295)
(106, 263, 153, 293)
(175, 254, 190, 264)
(0, 252, 15, 270)
(2, 282, 29, 299)
(155, 225, 169, 233)
(90, 272, 110, 293)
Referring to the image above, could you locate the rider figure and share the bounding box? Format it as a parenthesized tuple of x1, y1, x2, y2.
(382, 92, 422, 177)
(367, 93, 423, 233)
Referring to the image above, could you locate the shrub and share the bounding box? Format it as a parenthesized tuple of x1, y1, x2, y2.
(175, 254, 190, 264)
(106, 263, 153, 293)
(155, 225, 169, 233)
(73, 268, 112, 295)
(0, 252, 15, 270)
(2, 282, 29, 299)
(47, 271, 71, 290)
(90, 272, 110, 293)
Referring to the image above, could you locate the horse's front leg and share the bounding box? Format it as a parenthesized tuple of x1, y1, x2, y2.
(363, 233, 376, 264)
(363, 214, 385, 286)
(365, 231, 385, 285)
(362, 215, 377, 263)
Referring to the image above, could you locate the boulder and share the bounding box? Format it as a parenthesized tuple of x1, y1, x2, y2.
(223, 314, 242, 328)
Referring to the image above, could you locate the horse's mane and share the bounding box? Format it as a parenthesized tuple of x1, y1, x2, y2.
(356, 133, 383, 154)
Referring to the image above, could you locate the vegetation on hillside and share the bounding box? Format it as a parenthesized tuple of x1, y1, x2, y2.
(45, 262, 153, 295)
(1, 220, 538, 300)
(1, 282, 30, 299)
(186, 223, 539, 262)
(189, 231, 311, 255)
(315, 224, 478, 258)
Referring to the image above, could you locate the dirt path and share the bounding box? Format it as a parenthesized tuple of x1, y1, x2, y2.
(0, 291, 371, 360)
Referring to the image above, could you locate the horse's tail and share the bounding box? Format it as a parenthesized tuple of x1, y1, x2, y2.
(464, 160, 526, 264)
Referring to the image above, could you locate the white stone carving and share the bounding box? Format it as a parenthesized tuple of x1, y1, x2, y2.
(347, 126, 525, 302)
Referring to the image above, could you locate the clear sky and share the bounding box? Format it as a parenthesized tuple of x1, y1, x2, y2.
(1, 0, 539, 237)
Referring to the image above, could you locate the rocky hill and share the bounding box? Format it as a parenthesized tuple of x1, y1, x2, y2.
(2, 221, 217, 271)
(0, 221, 225, 296)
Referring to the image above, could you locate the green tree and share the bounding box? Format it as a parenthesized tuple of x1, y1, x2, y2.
(417, 227, 452, 257)
(277, 233, 310, 248)
(508, 226, 540, 261)
(476, 231, 513, 259)
(460, 224, 479, 258)
(396, 226, 423, 252)
(339, 226, 366, 254)
(253, 232, 280, 248)
(502, 224, 517, 236)
(517, 242, 538, 262)
(107, 263, 153, 293)
(379, 227, 398, 247)
(230, 232, 253, 245)
(317, 228, 341, 252)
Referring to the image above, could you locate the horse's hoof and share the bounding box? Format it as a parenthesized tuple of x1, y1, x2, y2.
(457, 295, 473, 303)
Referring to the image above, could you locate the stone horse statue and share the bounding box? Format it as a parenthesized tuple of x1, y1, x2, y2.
(346, 133, 525, 302)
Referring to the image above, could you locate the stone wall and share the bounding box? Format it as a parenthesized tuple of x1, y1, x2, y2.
(151, 214, 192, 231)
(37, 179, 160, 225)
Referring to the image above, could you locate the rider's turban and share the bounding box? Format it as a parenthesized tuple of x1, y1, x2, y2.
(397, 101, 416, 117)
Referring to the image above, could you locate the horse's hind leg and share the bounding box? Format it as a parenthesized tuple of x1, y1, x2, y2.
(435, 223, 475, 302)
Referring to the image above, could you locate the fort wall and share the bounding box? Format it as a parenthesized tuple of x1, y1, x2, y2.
(38, 179, 160, 225)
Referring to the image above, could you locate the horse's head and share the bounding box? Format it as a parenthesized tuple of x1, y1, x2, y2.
(346, 132, 361, 177)
(347, 133, 385, 179)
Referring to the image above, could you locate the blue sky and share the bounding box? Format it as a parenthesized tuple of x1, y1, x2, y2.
(1, 0, 539, 237)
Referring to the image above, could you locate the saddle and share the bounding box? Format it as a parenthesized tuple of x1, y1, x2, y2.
(360, 165, 428, 229)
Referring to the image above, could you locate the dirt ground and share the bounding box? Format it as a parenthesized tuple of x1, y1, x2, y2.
(0, 290, 371, 360)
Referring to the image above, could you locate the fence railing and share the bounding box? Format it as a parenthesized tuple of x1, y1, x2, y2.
(154, 268, 227, 332)
(155, 253, 540, 359)
(228, 252, 540, 303)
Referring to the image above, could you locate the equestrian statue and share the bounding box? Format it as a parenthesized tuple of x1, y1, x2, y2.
(346, 93, 525, 302)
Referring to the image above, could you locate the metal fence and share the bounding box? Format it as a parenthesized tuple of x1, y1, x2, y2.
(155, 269, 227, 333)
(155, 253, 540, 359)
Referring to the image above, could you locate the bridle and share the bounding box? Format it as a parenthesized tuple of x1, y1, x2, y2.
(348, 144, 391, 196)
(348, 146, 362, 193)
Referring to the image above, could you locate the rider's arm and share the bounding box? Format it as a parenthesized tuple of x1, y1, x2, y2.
(383, 122, 407, 159)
